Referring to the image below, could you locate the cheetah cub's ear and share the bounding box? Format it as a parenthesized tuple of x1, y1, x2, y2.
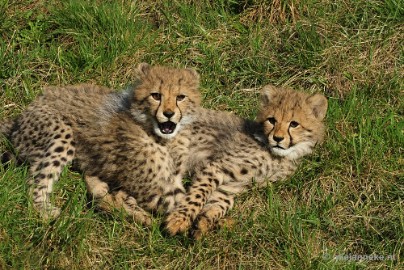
(306, 94, 328, 121)
(136, 62, 151, 77)
(260, 84, 278, 106)
(183, 68, 200, 81)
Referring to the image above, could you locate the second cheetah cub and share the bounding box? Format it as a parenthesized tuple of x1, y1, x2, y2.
(165, 85, 328, 238)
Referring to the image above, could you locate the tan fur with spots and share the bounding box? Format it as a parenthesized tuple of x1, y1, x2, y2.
(0, 63, 201, 222)
(164, 85, 328, 238)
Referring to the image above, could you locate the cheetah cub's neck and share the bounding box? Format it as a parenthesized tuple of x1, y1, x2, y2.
(256, 84, 328, 161)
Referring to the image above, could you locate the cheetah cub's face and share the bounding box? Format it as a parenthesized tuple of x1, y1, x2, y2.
(257, 85, 328, 160)
(132, 63, 201, 139)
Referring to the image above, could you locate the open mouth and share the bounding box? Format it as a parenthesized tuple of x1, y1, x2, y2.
(158, 121, 177, 134)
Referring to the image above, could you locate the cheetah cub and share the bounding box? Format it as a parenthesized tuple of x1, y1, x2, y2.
(0, 63, 201, 224)
(165, 85, 328, 238)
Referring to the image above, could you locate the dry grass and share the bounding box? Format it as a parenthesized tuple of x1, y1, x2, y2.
(0, 0, 402, 269)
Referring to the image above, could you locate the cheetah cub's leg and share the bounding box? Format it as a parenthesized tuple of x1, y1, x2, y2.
(192, 191, 235, 239)
(28, 122, 75, 219)
(85, 176, 152, 226)
(165, 164, 223, 235)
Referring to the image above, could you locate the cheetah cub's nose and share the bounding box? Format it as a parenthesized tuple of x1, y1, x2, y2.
(163, 111, 175, 118)
(273, 136, 284, 143)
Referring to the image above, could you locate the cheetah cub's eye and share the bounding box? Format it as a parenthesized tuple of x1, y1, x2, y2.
(176, 94, 186, 101)
(151, 93, 161, 101)
(289, 121, 299, 128)
(267, 117, 276, 125)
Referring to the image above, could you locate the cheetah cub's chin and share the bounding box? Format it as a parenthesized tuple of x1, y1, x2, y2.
(131, 63, 201, 139)
(257, 84, 328, 160)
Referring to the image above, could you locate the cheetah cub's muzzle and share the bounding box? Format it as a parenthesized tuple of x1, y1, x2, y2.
(150, 91, 188, 138)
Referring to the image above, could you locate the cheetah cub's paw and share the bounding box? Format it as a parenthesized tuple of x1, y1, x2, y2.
(164, 211, 192, 236)
(192, 216, 235, 240)
(95, 190, 153, 226)
(85, 176, 152, 226)
(121, 193, 153, 226)
(38, 205, 61, 220)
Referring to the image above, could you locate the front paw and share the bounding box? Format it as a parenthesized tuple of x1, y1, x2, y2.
(164, 211, 192, 236)
(192, 216, 235, 239)
(191, 215, 211, 240)
(38, 205, 61, 220)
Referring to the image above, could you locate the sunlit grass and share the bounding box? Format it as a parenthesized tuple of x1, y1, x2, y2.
(0, 0, 402, 269)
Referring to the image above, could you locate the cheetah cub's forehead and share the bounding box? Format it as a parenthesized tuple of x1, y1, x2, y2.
(257, 84, 328, 160)
(134, 63, 201, 103)
(131, 63, 202, 139)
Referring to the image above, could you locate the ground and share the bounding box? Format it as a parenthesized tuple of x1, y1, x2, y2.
(0, 0, 402, 269)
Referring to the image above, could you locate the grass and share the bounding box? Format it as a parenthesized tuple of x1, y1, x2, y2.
(0, 0, 402, 269)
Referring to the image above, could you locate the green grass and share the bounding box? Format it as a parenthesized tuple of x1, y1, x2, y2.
(0, 0, 402, 269)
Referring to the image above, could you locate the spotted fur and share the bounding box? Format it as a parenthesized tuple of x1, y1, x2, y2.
(0, 63, 201, 223)
(164, 85, 328, 238)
